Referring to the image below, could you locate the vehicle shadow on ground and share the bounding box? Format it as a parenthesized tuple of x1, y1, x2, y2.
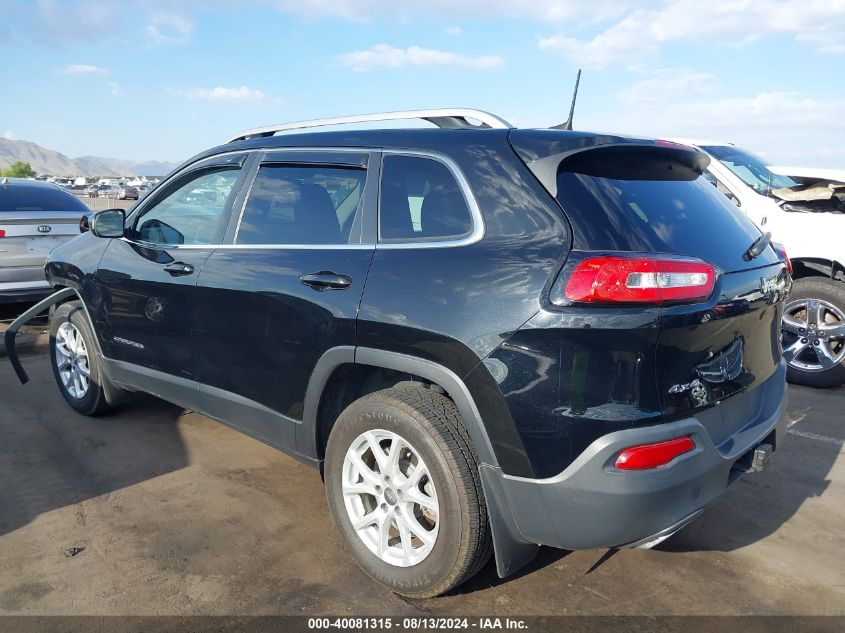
(659, 386, 841, 554)
(0, 361, 189, 538)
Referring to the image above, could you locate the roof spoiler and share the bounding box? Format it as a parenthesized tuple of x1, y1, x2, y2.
(526, 143, 710, 197)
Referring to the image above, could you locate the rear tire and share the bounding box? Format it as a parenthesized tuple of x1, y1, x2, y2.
(783, 277, 845, 388)
(324, 386, 492, 597)
(49, 301, 113, 415)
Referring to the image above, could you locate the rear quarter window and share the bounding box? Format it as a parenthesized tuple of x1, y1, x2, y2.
(379, 154, 473, 242)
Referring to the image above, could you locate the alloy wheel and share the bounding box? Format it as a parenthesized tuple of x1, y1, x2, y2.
(341, 429, 439, 567)
(54, 321, 91, 399)
(781, 298, 845, 373)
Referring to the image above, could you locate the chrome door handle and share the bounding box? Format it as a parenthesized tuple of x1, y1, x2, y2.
(299, 272, 352, 290)
(163, 262, 194, 276)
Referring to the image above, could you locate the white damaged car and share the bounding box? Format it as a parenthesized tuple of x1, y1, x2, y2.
(667, 140, 845, 387)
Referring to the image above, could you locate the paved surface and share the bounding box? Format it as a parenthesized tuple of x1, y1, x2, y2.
(0, 351, 842, 616)
(76, 195, 138, 213)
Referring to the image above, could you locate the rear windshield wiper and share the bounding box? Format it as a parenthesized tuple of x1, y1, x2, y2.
(744, 231, 772, 261)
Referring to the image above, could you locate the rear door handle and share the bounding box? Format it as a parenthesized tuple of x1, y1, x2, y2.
(299, 271, 352, 291)
(163, 261, 195, 276)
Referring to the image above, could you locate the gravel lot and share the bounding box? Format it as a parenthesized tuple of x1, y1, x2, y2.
(0, 333, 842, 617)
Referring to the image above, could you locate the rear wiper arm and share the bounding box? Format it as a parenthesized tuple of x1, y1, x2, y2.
(744, 231, 772, 261)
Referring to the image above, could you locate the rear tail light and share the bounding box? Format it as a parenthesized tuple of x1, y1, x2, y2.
(564, 256, 716, 305)
(771, 242, 792, 275)
(615, 436, 696, 470)
(0, 230, 5, 238)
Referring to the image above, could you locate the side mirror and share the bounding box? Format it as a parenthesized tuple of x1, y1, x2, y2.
(90, 209, 126, 238)
(79, 212, 93, 233)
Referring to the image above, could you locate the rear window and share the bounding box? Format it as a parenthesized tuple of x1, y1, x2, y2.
(553, 151, 773, 272)
(0, 184, 89, 213)
(544, 148, 774, 272)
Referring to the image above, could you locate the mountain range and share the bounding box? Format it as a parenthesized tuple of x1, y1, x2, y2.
(0, 137, 180, 178)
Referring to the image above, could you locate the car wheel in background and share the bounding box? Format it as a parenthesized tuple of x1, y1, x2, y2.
(782, 277, 845, 388)
(324, 386, 492, 597)
(49, 301, 113, 415)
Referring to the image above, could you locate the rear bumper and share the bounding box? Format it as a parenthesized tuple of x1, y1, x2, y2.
(484, 363, 788, 551)
(0, 266, 48, 284)
(0, 277, 52, 304)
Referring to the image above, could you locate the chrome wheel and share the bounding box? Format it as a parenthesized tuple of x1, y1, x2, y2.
(782, 298, 845, 373)
(54, 321, 91, 399)
(341, 429, 439, 567)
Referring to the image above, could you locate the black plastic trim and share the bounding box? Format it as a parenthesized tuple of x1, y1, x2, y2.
(106, 358, 317, 468)
(297, 345, 530, 578)
(5, 287, 76, 383)
(297, 346, 356, 459)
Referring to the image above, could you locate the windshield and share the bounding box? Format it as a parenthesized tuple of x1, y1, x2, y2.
(702, 145, 798, 194)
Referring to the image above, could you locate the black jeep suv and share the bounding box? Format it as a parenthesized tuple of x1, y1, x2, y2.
(7, 110, 790, 597)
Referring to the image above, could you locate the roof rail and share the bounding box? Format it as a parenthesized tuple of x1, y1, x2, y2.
(226, 108, 512, 143)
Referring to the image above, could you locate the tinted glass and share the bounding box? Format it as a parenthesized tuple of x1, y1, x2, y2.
(556, 170, 770, 273)
(379, 155, 472, 241)
(237, 165, 365, 245)
(132, 167, 239, 245)
(0, 184, 89, 213)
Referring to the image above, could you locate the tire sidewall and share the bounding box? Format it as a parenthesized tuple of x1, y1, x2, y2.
(49, 302, 103, 413)
(325, 397, 467, 596)
(785, 278, 845, 387)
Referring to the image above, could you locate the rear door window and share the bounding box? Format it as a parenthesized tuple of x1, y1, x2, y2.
(236, 165, 366, 245)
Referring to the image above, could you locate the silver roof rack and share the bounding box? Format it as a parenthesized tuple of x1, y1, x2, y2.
(226, 108, 512, 143)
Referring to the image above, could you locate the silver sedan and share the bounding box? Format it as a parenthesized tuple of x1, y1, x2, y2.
(0, 178, 90, 303)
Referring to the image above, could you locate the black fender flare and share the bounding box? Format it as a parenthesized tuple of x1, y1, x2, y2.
(299, 346, 539, 578)
(5, 286, 128, 405)
(5, 287, 77, 384)
(792, 257, 845, 282)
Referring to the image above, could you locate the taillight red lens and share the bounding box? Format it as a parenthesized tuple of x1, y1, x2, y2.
(0, 230, 5, 238)
(564, 256, 716, 304)
(615, 436, 696, 470)
(771, 242, 792, 275)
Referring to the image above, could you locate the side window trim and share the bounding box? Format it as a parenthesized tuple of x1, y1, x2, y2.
(125, 152, 254, 249)
(224, 149, 379, 249)
(376, 149, 485, 249)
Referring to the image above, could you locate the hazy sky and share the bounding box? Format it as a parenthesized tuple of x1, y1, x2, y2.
(1, 0, 844, 168)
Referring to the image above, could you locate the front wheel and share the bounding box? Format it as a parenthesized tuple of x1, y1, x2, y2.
(782, 277, 845, 388)
(324, 386, 492, 597)
(49, 301, 113, 415)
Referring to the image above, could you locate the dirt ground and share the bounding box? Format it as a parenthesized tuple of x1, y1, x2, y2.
(0, 352, 842, 617)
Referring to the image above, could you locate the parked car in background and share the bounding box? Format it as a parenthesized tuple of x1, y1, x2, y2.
(8, 110, 790, 597)
(0, 177, 90, 302)
(118, 186, 139, 200)
(663, 139, 845, 388)
(86, 184, 100, 198)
